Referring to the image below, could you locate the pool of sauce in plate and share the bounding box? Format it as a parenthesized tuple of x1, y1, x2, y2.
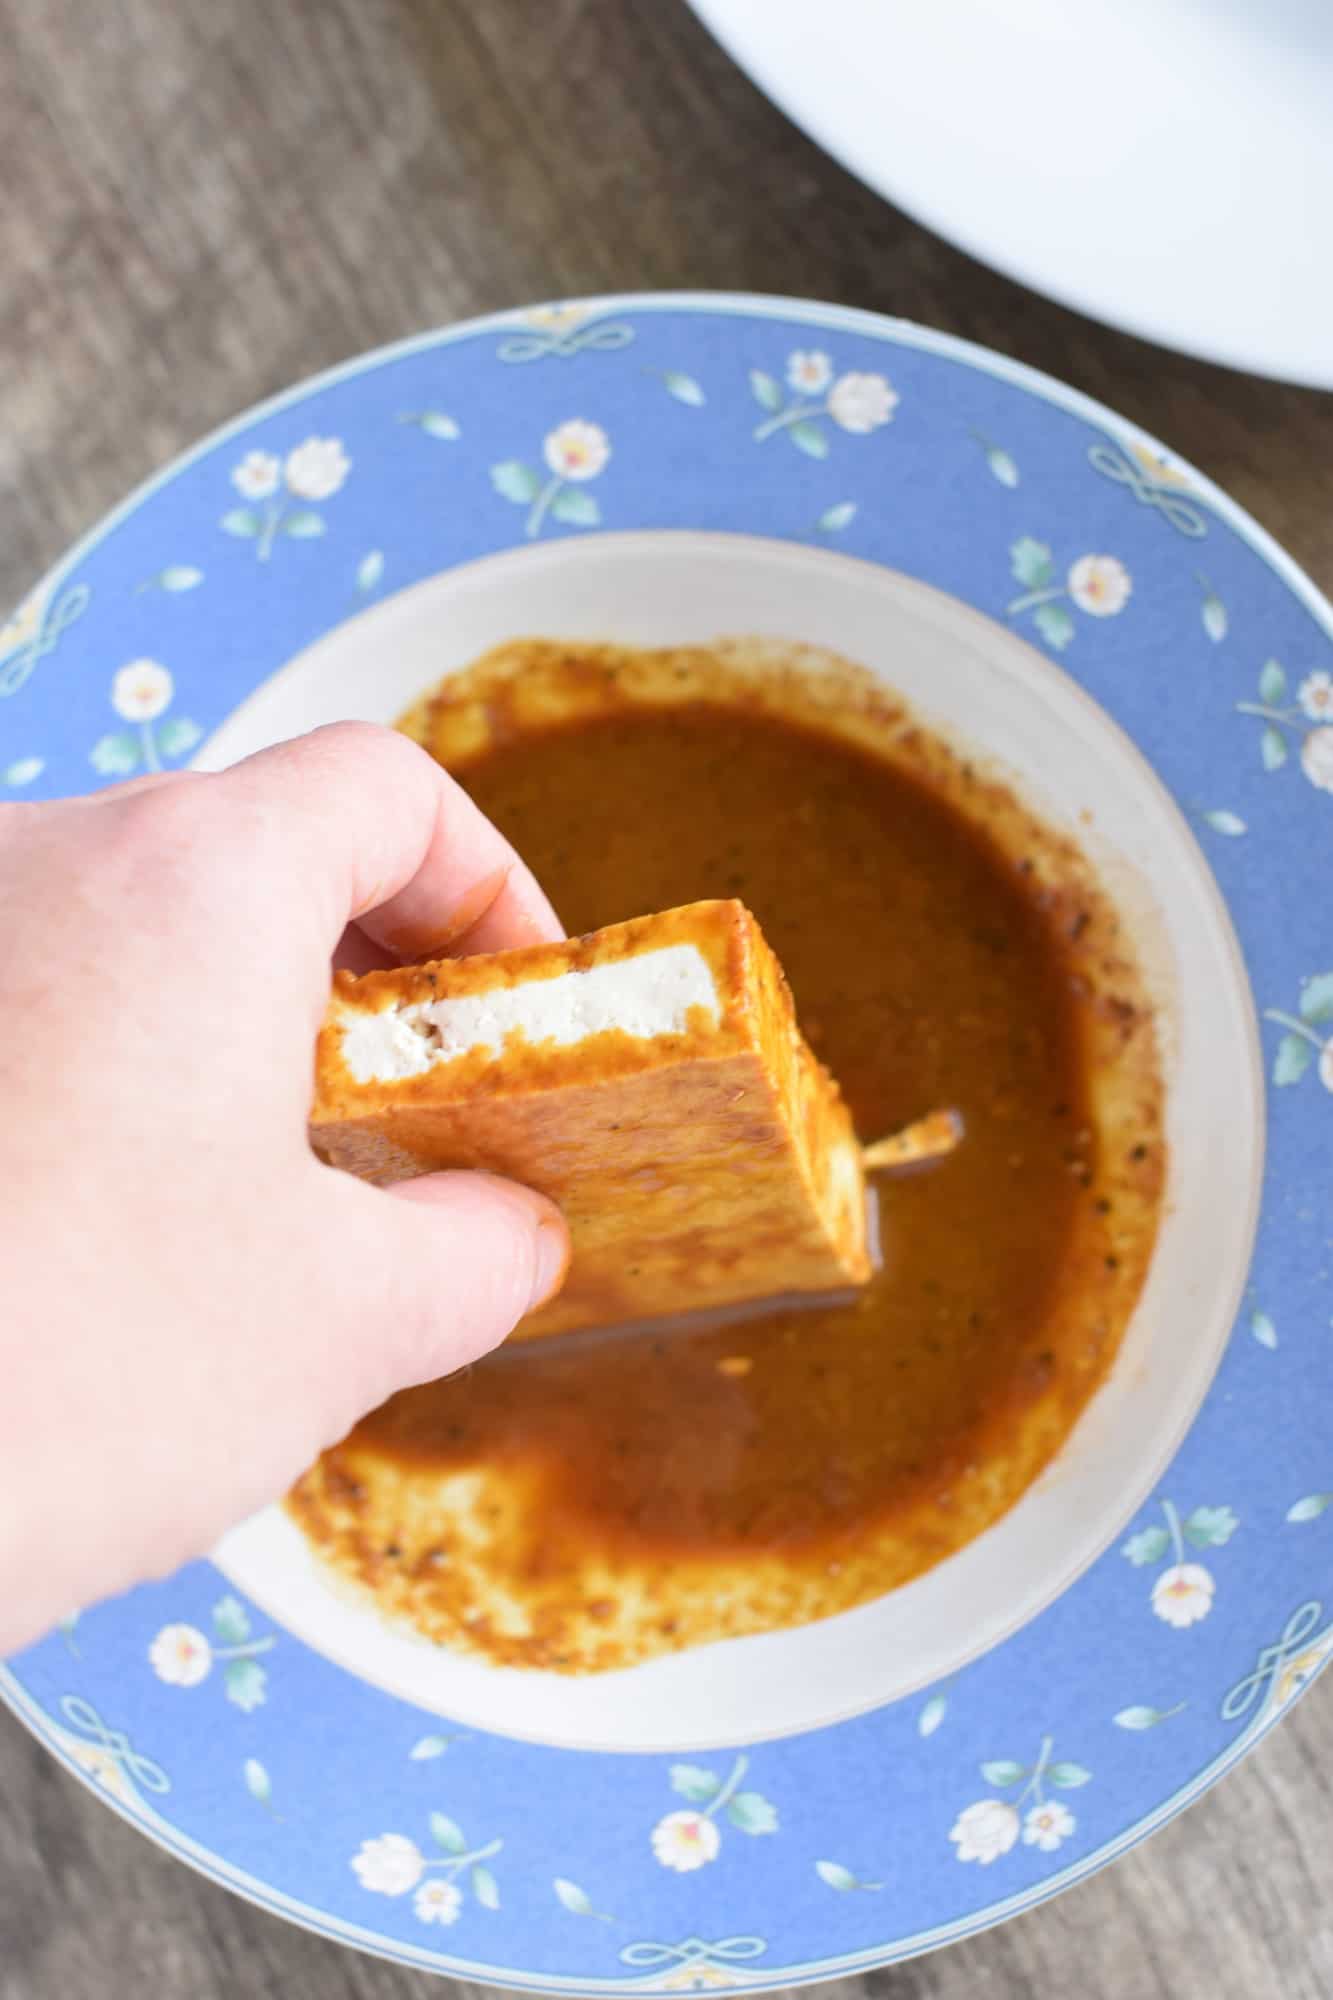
(294, 652, 1164, 1664)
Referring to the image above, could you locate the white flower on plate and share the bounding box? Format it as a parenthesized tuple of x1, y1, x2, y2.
(1298, 671, 1333, 721)
(0, 591, 42, 656)
(352, 1833, 425, 1896)
(543, 419, 610, 483)
(651, 1808, 721, 1872)
(1022, 1801, 1075, 1852)
(231, 450, 281, 500)
(1300, 725, 1333, 794)
(111, 658, 173, 722)
(949, 1797, 1020, 1865)
(413, 1877, 463, 1925)
(284, 435, 351, 501)
(787, 349, 833, 395)
(1067, 554, 1132, 618)
(828, 371, 898, 434)
(1151, 1561, 1214, 1628)
(148, 1622, 212, 1686)
(1318, 1039, 1333, 1094)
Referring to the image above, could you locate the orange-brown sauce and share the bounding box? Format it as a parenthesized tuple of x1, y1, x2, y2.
(353, 717, 1107, 1533)
(289, 641, 1163, 1669)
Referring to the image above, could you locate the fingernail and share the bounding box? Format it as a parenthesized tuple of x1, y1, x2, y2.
(529, 1214, 570, 1310)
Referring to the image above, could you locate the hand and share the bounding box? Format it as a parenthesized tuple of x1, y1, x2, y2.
(0, 723, 570, 1655)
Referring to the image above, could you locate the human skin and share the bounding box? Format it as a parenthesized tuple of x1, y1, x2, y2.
(0, 723, 570, 1656)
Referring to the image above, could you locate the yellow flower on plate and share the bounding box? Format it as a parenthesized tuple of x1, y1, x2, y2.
(526, 304, 589, 334)
(1127, 440, 1193, 491)
(0, 591, 43, 657)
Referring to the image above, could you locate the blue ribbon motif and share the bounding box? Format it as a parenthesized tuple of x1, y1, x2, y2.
(620, 1936, 767, 1972)
(497, 320, 636, 364)
(1086, 443, 1208, 540)
(0, 582, 91, 697)
(58, 1694, 170, 1796)
(1221, 1600, 1327, 1724)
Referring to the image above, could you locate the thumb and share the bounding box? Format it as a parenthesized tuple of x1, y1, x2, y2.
(319, 1168, 569, 1415)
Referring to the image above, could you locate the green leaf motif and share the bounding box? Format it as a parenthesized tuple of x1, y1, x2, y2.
(2, 756, 43, 786)
(1033, 602, 1076, 651)
(726, 1790, 778, 1835)
(157, 717, 202, 758)
(1010, 536, 1055, 589)
(815, 1860, 859, 1891)
(356, 550, 385, 593)
(749, 369, 782, 413)
(1273, 1034, 1312, 1086)
(789, 420, 828, 459)
(670, 1763, 722, 1804)
(1114, 1706, 1174, 1731)
(90, 733, 138, 776)
(550, 487, 601, 527)
(918, 1693, 947, 1738)
(1259, 658, 1287, 705)
(1299, 972, 1333, 1026)
(212, 1595, 251, 1644)
(223, 1659, 267, 1712)
(472, 1864, 500, 1910)
(221, 507, 261, 538)
(491, 460, 542, 504)
(243, 1758, 271, 1803)
(1048, 1761, 1092, 1789)
(430, 1811, 467, 1854)
(420, 412, 461, 440)
(156, 565, 204, 592)
(818, 501, 858, 534)
(554, 1878, 593, 1916)
(980, 1759, 1026, 1788)
(409, 1735, 449, 1761)
(987, 446, 1019, 488)
(1122, 1524, 1170, 1567)
(1183, 1504, 1238, 1550)
(663, 371, 705, 406)
(1202, 809, 1246, 837)
(1251, 1311, 1278, 1351)
(1201, 595, 1227, 643)
(1287, 1494, 1333, 1524)
(283, 510, 325, 539)
(1261, 724, 1288, 771)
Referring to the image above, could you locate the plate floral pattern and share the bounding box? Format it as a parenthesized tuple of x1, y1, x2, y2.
(2, 295, 1331, 1992)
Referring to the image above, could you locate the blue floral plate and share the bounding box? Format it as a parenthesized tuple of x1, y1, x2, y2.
(4, 294, 1332, 1991)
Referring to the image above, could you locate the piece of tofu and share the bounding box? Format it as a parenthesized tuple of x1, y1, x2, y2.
(310, 900, 873, 1339)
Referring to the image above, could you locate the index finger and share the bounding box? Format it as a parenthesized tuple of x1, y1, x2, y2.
(219, 721, 563, 962)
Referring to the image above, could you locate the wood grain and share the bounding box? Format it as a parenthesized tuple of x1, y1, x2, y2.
(2, 1, 1331, 1994)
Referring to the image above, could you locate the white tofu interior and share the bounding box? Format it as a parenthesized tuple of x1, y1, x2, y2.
(339, 943, 721, 1083)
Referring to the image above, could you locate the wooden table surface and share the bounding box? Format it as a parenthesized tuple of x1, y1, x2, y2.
(3, 3, 1332, 1995)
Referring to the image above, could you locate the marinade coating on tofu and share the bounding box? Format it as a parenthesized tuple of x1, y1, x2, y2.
(310, 899, 872, 1338)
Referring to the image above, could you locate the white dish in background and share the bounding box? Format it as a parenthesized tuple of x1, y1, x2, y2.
(688, 0, 1333, 385)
